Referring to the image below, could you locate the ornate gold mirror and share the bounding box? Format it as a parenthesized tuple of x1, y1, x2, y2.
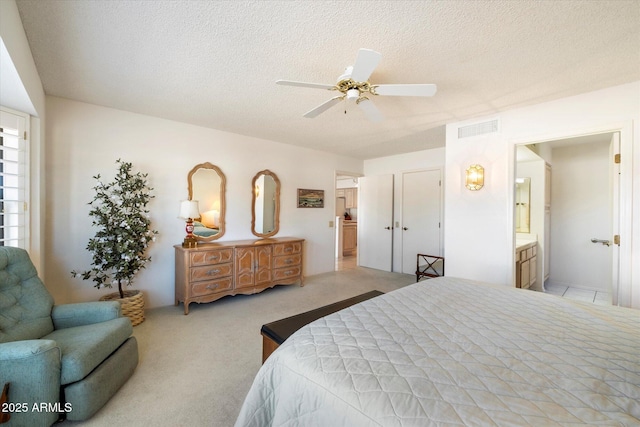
(187, 162, 226, 241)
(251, 170, 280, 238)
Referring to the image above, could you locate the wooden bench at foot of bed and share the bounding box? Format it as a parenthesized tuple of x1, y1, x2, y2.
(260, 290, 384, 363)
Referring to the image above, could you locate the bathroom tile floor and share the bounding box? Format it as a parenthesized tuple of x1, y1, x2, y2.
(545, 283, 611, 306)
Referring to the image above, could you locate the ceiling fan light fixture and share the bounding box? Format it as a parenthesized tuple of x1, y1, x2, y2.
(346, 88, 360, 101)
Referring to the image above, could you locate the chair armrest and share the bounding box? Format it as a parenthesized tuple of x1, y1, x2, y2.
(0, 340, 61, 426)
(51, 301, 122, 329)
(0, 339, 59, 362)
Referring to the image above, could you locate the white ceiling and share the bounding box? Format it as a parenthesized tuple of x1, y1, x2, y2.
(15, 0, 640, 160)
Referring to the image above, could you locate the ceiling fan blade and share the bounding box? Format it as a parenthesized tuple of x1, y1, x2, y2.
(357, 97, 384, 122)
(350, 48, 382, 82)
(303, 96, 344, 118)
(276, 80, 335, 90)
(374, 84, 437, 97)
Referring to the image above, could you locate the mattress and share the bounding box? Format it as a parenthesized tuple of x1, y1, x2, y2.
(235, 277, 640, 426)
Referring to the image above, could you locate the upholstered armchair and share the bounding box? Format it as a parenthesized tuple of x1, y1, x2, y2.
(0, 247, 138, 426)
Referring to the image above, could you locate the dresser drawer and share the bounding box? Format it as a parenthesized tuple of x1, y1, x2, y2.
(273, 242, 301, 256)
(190, 262, 233, 281)
(191, 277, 233, 297)
(272, 266, 301, 281)
(273, 254, 301, 269)
(190, 249, 233, 266)
(176, 238, 304, 315)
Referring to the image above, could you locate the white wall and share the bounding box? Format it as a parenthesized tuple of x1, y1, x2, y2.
(45, 96, 362, 308)
(444, 128, 513, 286)
(336, 178, 358, 189)
(0, 1, 43, 115)
(0, 0, 46, 272)
(364, 147, 445, 273)
(444, 81, 640, 309)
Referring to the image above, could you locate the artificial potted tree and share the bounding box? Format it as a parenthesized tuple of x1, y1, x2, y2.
(72, 159, 158, 326)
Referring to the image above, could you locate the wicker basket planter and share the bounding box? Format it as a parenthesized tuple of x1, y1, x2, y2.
(100, 290, 145, 326)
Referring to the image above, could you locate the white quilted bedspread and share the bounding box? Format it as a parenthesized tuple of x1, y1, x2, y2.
(235, 277, 640, 426)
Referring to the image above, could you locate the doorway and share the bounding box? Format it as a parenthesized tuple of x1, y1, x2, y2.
(516, 132, 618, 304)
(335, 172, 361, 271)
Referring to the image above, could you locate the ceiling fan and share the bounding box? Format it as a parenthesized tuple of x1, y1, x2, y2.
(276, 48, 437, 122)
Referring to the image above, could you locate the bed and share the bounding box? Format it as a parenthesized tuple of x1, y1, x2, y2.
(193, 221, 219, 237)
(235, 277, 640, 426)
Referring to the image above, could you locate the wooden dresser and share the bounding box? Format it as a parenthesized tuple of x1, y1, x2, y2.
(175, 237, 304, 314)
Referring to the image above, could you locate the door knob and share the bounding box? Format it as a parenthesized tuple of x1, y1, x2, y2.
(403, 227, 408, 230)
(384, 226, 391, 230)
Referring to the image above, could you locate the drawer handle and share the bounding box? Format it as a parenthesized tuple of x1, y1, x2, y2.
(206, 284, 219, 290)
(285, 247, 293, 252)
(207, 269, 221, 275)
(285, 259, 293, 264)
(208, 255, 219, 261)
(284, 270, 293, 275)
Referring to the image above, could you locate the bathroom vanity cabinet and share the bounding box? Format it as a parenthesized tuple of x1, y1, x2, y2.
(516, 241, 537, 289)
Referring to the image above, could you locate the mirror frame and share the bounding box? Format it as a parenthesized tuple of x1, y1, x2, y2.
(251, 169, 281, 238)
(187, 162, 226, 241)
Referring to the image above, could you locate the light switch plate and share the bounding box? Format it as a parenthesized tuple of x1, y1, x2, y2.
(329, 221, 334, 227)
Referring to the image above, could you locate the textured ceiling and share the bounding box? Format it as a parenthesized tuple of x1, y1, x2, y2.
(15, 0, 640, 160)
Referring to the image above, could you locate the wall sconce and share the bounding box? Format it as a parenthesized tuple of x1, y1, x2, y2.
(178, 199, 200, 247)
(465, 164, 484, 191)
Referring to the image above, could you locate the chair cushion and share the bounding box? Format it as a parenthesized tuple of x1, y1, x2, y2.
(0, 247, 54, 343)
(43, 317, 133, 385)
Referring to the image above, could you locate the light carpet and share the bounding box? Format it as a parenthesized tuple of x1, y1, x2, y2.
(59, 267, 416, 426)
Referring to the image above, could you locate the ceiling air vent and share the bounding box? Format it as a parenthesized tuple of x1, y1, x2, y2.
(457, 119, 499, 139)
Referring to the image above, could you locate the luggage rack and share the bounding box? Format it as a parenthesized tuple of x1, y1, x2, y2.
(416, 254, 445, 282)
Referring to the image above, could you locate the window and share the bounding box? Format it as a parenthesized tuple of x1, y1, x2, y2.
(0, 108, 29, 249)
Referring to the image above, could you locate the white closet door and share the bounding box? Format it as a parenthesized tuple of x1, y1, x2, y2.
(401, 169, 441, 274)
(358, 174, 393, 272)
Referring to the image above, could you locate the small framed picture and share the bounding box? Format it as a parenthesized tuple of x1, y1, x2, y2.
(297, 189, 324, 208)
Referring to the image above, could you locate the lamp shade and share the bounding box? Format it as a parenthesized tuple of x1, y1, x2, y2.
(178, 200, 200, 219)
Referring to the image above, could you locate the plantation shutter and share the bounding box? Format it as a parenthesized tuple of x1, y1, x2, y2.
(0, 108, 29, 249)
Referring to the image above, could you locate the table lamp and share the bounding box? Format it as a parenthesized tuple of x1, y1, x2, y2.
(179, 200, 200, 248)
